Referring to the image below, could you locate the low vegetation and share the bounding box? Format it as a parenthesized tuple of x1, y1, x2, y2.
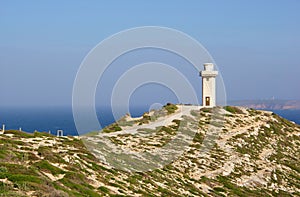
(163, 103, 178, 114)
(224, 106, 244, 114)
(0, 106, 299, 196)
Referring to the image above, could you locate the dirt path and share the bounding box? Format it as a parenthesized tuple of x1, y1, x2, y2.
(100, 105, 201, 137)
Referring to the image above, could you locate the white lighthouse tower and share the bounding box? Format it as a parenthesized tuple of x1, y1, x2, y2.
(200, 63, 218, 107)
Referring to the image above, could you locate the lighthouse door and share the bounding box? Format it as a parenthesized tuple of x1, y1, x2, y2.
(205, 97, 210, 106)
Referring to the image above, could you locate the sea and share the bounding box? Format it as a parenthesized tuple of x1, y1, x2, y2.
(0, 107, 299, 136)
(0, 106, 149, 136)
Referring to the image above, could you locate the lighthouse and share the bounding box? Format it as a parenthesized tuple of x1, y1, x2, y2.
(200, 63, 218, 107)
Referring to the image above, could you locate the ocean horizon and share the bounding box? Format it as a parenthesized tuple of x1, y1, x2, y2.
(0, 106, 299, 136)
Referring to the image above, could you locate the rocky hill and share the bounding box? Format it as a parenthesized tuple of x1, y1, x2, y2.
(0, 105, 299, 196)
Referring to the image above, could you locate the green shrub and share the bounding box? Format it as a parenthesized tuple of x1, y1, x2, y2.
(102, 123, 122, 133)
(99, 186, 110, 193)
(37, 146, 65, 163)
(34, 131, 53, 138)
(224, 106, 244, 114)
(60, 178, 100, 196)
(201, 108, 212, 113)
(164, 103, 178, 114)
(210, 121, 224, 128)
(0, 163, 37, 176)
(4, 130, 33, 138)
(190, 110, 200, 117)
(8, 174, 42, 184)
(114, 125, 122, 131)
(34, 160, 65, 175)
(214, 187, 226, 192)
(193, 133, 204, 143)
(0, 166, 7, 173)
(159, 126, 175, 134)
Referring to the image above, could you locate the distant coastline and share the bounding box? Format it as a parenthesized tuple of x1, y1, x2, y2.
(228, 100, 300, 110)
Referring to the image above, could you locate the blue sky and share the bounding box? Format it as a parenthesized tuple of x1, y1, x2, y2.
(1, 0, 300, 107)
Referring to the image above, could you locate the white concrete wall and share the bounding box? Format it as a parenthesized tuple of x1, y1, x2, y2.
(204, 63, 214, 71)
(200, 63, 218, 107)
(202, 77, 216, 107)
(0, 124, 5, 134)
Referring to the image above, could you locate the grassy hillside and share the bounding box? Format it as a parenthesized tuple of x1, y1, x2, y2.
(0, 106, 299, 196)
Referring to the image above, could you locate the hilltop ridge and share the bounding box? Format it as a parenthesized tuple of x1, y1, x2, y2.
(0, 105, 299, 196)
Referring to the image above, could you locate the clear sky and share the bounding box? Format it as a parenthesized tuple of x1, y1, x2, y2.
(1, 0, 300, 107)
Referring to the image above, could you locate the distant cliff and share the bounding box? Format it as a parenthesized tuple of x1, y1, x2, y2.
(229, 100, 300, 110)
